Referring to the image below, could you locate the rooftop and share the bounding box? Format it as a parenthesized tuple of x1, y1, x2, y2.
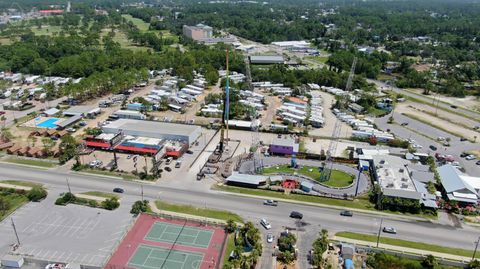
(103, 119, 200, 137)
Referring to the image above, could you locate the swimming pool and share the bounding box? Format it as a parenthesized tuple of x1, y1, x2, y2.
(36, 118, 60, 129)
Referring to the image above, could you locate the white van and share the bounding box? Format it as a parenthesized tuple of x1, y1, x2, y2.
(260, 218, 271, 230)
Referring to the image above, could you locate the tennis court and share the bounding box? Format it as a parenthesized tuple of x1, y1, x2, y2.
(128, 244, 204, 269)
(145, 222, 213, 248)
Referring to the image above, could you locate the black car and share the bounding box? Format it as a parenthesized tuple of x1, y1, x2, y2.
(400, 122, 409, 126)
(290, 211, 303, 219)
(460, 152, 469, 157)
(429, 145, 437, 151)
(186, 150, 194, 154)
(450, 105, 458, 109)
(476, 160, 480, 165)
(340, 210, 353, 217)
(165, 167, 172, 172)
(460, 137, 467, 142)
(113, 188, 124, 193)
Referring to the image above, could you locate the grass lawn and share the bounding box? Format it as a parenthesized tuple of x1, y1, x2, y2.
(78, 168, 138, 180)
(1, 180, 42, 188)
(261, 165, 354, 188)
(304, 55, 329, 64)
(223, 234, 236, 267)
(81, 191, 119, 199)
(30, 25, 63, 36)
(155, 200, 243, 222)
(336, 231, 479, 258)
(4, 157, 57, 168)
(366, 107, 389, 117)
(122, 14, 150, 32)
(214, 185, 374, 211)
(0, 193, 28, 221)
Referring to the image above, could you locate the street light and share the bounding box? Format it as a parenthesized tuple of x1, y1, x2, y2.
(376, 218, 383, 248)
(472, 236, 480, 261)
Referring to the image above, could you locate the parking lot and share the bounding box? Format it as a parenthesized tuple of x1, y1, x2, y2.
(0, 192, 134, 267)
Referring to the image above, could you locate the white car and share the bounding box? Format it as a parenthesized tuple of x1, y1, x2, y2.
(466, 155, 476, 160)
(260, 218, 271, 230)
(267, 233, 274, 243)
(412, 144, 423, 149)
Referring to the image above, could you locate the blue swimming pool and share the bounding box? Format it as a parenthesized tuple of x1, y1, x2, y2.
(36, 118, 60, 129)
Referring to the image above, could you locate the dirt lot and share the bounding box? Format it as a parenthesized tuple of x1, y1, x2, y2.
(395, 102, 479, 140)
(408, 88, 480, 112)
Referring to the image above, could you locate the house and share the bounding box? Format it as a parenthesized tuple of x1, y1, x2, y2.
(42, 108, 60, 117)
(269, 137, 299, 156)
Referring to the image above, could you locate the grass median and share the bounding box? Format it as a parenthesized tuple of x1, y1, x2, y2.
(0, 180, 43, 188)
(402, 112, 472, 142)
(155, 200, 243, 222)
(3, 157, 57, 168)
(0, 192, 28, 221)
(336, 231, 478, 258)
(81, 191, 119, 199)
(214, 184, 374, 210)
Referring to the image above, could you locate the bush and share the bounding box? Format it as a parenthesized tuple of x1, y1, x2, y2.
(88, 200, 98, 207)
(102, 197, 120, 210)
(55, 192, 76, 205)
(27, 186, 47, 202)
(130, 200, 150, 214)
(225, 219, 237, 233)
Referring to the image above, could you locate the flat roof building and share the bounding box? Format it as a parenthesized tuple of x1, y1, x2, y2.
(249, 55, 285, 65)
(183, 24, 213, 41)
(63, 105, 100, 117)
(102, 119, 201, 145)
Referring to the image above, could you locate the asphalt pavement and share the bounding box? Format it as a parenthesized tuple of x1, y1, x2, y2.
(0, 162, 478, 253)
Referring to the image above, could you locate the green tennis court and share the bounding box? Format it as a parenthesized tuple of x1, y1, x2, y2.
(128, 244, 204, 269)
(145, 222, 213, 248)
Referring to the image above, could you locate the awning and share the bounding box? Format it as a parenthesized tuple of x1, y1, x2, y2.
(115, 145, 158, 154)
(85, 141, 110, 148)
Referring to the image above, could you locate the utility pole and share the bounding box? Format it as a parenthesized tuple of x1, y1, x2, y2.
(376, 218, 383, 248)
(11, 218, 20, 246)
(141, 184, 144, 201)
(472, 236, 480, 261)
(354, 167, 362, 197)
(66, 177, 71, 193)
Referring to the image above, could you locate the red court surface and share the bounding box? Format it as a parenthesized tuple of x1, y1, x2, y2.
(105, 214, 227, 269)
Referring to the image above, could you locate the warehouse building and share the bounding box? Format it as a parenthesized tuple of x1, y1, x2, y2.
(102, 119, 201, 145)
(249, 55, 285, 65)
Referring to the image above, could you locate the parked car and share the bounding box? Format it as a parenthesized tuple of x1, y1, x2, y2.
(382, 227, 397, 234)
(127, 155, 132, 159)
(165, 167, 172, 172)
(186, 150, 194, 154)
(267, 233, 274, 243)
(113, 188, 124, 193)
(340, 210, 353, 217)
(89, 160, 102, 168)
(460, 137, 468, 141)
(450, 105, 458, 109)
(476, 160, 480, 165)
(260, 218, 272, 230)
(466, 155, 476, 160)
(175, 161, 182, 168)
(290, 211, 303, 219)
(460, 152, 469, 157)
(263, 199, 278, 206)
(429, 145, 437, 151)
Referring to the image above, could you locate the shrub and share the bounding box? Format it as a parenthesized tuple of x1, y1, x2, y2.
(130, 200, 150, 214)
(27, 186, 47, 202)
(55, 192, 76, 205)
(88, 200, 98, 207)
(102, 197, 120, 210)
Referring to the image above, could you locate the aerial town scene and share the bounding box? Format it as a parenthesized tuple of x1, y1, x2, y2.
(0, 0, 479, 268)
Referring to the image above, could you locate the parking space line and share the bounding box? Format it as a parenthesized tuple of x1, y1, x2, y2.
(64, 252, 73, 262)
(62, 218, 84, 237)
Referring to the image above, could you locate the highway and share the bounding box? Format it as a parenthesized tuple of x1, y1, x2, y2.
(0, 162, 478, 252)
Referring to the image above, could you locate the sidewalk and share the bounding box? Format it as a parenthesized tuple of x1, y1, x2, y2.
(148, 200, 231, 225)
(334, 236, 471, 262)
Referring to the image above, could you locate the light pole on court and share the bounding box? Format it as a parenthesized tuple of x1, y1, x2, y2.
(66, 177, 71, 193)
(376, 218, 383, 248)
(472, 236, 480, 261)
(11, 218, 21, 246)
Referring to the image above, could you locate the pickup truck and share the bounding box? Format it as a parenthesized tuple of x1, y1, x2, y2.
(263, 199, 278, 206)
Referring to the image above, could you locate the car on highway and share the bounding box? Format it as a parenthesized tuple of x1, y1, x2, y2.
(263, 199, 278, 206)
(401, 122, 408, 126)
(450, 105, 458, 109)
(429, 145, 438, 151)
(267, 233, 274, 243)
(113, 188, 124, 193)
(260, 218, 272, 230)
(340, 210, 353, 217)
(460, 137, 468, 142)
(165, 166, 172, 172)
(466, 155, 476, 160)
(290, 211, 303, 219)
(382, 227, 397, 234)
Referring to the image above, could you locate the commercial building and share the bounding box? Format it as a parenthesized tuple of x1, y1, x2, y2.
(113, 110, 146, 120)
(269, 136, 299, 156)
(437, 164, 479, 204)
(102, 119, 201, 145)
(226, 172, 282, 188)
(249, 55, 285, 65)
(182, 24, 213, 40)
(371, 154, 437, 209)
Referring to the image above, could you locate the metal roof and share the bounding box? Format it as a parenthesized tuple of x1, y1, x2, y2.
(226, 172, 280, 186)
(63, 105, 97, 115)
(437, 164, 477, 194)
(103, 119, 200, 137)
(56, 115, 82, 128)
(249, 55, 284, 63)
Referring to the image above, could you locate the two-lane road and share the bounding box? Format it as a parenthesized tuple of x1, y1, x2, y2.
(0, 163, 478, 251)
